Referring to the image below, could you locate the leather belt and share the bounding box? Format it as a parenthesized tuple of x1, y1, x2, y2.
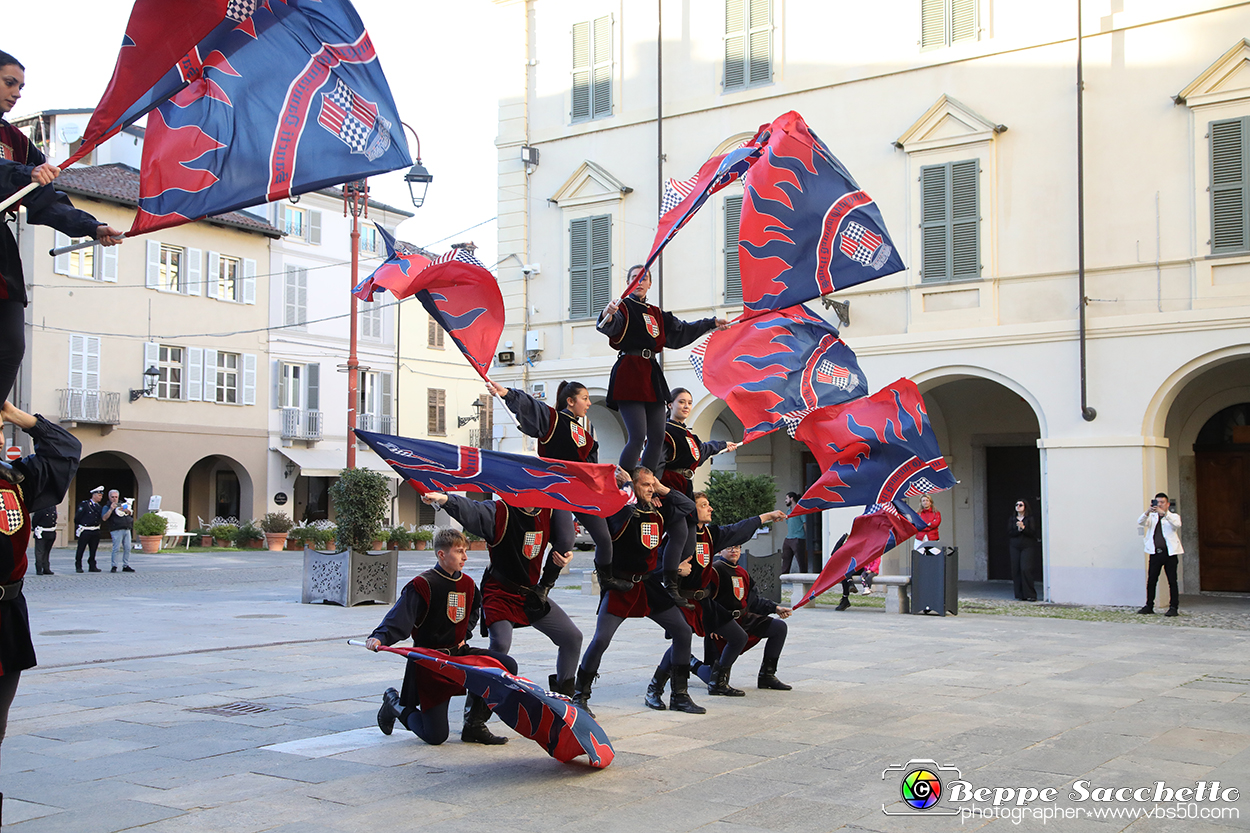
(483, 569, 540, 598)
(612, 570, 645, 583)
(729, 609, 742, 619)
(672, 468, 694, 480)
(0, 580, 24, 601)
(680, 588, 709, 601)
(619, 349, 657, 360)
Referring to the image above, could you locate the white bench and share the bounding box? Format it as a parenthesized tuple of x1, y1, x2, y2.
(157, 511, 196, 550)
(781, 572, 911, 614)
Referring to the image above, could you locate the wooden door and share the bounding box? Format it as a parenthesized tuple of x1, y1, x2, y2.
(1195, 451, 1250, 592)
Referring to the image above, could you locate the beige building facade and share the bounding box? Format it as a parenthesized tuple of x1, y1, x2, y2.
(492, 0, 1250, 605)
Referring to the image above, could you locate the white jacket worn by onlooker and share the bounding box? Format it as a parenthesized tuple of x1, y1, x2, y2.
(1137, 511, 1183, 555)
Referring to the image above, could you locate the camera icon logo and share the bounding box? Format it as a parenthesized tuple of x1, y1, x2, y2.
(882, 759, 962, 816)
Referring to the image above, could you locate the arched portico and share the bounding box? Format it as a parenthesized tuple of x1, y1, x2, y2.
(183, 455, 255, 526)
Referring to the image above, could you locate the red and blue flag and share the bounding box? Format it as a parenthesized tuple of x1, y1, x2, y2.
(738, 111, 904, 315)
(791, 379, 955, 516)
(356, 430, 631, 518)
(791, 500, 926, 609)
(124, 0, 411, 234)
(353, 226, 502, 381)
(689, 304, 867, 442)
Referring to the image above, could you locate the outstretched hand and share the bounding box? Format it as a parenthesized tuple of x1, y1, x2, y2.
(95, 225, 125, 246)
(760, 510, 787, 524)
(714, 317, 731, 331)
(420, 491, 449, 507)
(0, 401, 36, 430)
(485, 379, 507, 398)
(31, 163, 60, 186)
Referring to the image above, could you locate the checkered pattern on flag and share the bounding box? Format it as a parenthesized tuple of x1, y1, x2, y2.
(815, 360, 852, 387)
(839, 222, 884, 266)
(661, 173, 699, 216)
(318, 79, 378, 156)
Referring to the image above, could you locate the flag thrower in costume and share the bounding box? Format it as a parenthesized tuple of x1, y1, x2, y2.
(790, 501, 927, 610)
(792, 379, 956, 516)
(356, 430, 631, 518)
(689, 304, 867, 442)
(737, 111, 905, 315)
(353, 225, 503, 381)
(349, 641, 614, 768)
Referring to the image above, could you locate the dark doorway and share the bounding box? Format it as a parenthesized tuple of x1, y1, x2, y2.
(215, 470, 240, 520)
(75, 454, 137, 510)
(1194, 403, 1250, 593)
(303, 476, 331, 522)
(985, 446, 1042, 581)
(804, 455, 823, 569)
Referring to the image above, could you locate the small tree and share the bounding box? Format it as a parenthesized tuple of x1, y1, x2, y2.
(704, 470, 778, 526)
(329, 467, 391, 552)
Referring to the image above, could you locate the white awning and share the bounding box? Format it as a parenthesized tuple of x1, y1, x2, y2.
(277, 446, 398, 479)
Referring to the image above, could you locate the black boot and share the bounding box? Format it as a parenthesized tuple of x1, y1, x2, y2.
(534, 559, 563, 604)
(644, 664, 669, 710)
(548, 673, 575, 698)
(707, 662, 745, 697)
(572, 666, 597, 717)
(596, 565, 634, 594)
(668, 667, 706, 714)
(376, 687, 402, 736)
(663, 570, 693, 609)
(835, 596, 851, 611)
(758, 658, 792, 691)
(461, 695, 508, 745)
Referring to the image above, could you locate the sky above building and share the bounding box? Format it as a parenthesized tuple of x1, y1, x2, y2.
(14, 0, 504, 267)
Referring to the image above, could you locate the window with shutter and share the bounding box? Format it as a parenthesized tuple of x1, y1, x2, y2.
(724, 0, 772, 91)
(55, 235, 97, 279)
(306, 363, 320, 411)
(920, 160, 980, 282)
(156, 344, 184, 400)
(285, 266, 308, 328)
(428, 313, 444, 348)
(428, 389, 446, 436)
(724, 195, 743, 303)
(920, 0, 978, 51)
(361, 300, 384, 341)
(1211, 117, 1249, 254)
(569, 214, 612, 319)
(572, 16, 612, 122)
(215, 351, 239, 404)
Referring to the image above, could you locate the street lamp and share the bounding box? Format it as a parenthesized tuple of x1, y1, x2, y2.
(401, 122, 433, 208)
(457, 398, 485, 428)
(129, 365, 160, 403)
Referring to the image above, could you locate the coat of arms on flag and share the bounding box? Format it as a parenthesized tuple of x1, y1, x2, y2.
(640, 522, 660, 550)
(522, 531, 543, 560)
(318, 79, 392, 162)
(643, 313, 660, 339)
(0, 488, 23, 536)
(447, 591, 467, 623)
(695, 542, 710, 567)
(839, 221, 891, 269)
(731, 575, 746, 601)
(570, 423, 588, 448)
(815, 360, 854, 389)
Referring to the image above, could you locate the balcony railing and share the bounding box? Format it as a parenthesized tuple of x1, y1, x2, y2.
(356, 413, 394, 435)
(281, 408, 323, 441)
(58, 389, 120, 425)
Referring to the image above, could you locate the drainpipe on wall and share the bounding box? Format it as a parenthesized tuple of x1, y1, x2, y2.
(1077, 0, 1096, 422)
(656, 0, 664, 310)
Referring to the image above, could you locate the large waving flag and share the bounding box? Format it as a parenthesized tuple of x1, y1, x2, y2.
(356, 430, 631, 517)
(626, 143, 763, 297)
(353, 227, 502, 381)
(791, 501, 926, 610)
(689, 304, 867, 442)
(792, 379, 955, 516)
(128, 0, 411, 235)
(373, 645, 613, 767)
(738, 111, 904, 315)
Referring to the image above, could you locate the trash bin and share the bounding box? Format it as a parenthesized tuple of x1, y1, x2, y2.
(911, 545, 958, 616)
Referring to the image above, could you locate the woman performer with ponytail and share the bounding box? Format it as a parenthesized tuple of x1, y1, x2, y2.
(487, 379, 634, 596)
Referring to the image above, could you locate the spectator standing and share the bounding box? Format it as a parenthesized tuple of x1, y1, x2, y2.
(1137, 493, 1182, 617)
(780, 492, 807, 574)
(102, 490, 135, 573)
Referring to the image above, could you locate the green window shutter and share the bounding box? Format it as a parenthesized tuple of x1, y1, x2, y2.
(569, 217, 591, 318)
(950, 159, 980, 279)
(951, 0, 977, 43)
(747, 0, 772, 87)
(724, 195, 743, 303)
(920, 0, 946, 50)
(572, 21, 591, 121)
(1211, 117, 1248, 254)
(724, 0, 746, 90)
(920, 164, 950, 282)
(590, 214, 613, 313)
(921, 160, 980, 282)
(592, 15, 613, 118)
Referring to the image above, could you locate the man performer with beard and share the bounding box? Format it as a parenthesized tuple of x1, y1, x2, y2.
(706, 543, 795, 692)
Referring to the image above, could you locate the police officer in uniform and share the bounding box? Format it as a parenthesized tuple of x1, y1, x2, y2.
(29, 504, 55, 576)
(74, 486, 104, 573)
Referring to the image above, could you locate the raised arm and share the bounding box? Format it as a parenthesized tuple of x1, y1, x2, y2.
(432, 493, 499, 542)
(4, 402, 82, 512)
(492, 383, 554, 439)
(663, 311, 726, 349)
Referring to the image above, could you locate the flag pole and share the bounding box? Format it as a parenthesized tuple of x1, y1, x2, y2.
(0, 182, 37, 215)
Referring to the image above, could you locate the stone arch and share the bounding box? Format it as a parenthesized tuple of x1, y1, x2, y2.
(912, 365, 1048, 438)
(1141, 345, 1250, 439)
(72, 450, 153, 515)
(183, 454, 255, 527)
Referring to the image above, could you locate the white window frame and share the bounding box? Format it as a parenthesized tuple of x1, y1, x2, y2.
(360, 298, 385, 341)
(150, 342, 185, 400)
(723, 0, 774, 92)
(285, 265, 308, 330)
(283, 205, 307, 240)
(920, 0, 979, 52)
(53, 233, 116, 282)
(571, 14, 613, 123)
(215, 351, 240, 405)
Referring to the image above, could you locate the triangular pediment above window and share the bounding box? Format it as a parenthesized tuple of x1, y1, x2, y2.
(550, 161, 633, 208)
(1178, 39, 1250, 108)
(896, 95, 1003, 153)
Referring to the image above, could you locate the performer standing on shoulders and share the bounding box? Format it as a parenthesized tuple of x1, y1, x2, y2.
(488, 378, 632, 595)
(597, 264, 727, 472)
(367, 527, 516, 746)
(418, 490, 581, 698)
(709, 544, 795, 692)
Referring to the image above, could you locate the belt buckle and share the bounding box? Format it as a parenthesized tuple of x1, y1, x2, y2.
(641, 349, 653, 359)
(731, 610, 741, 619)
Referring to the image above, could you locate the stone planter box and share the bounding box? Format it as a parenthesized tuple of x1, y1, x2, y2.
(302, 548, 399, 607)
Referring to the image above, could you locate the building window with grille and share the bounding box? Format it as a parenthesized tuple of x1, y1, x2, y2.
(1211, 116, 1250, 254)
(920, 160, 980, 282)
(572, 15, 612, 123)
(361, 299, 384, 341)
(157, 345, 184, 400)
(280, 362, 303, 409)
(360, 226, 377, 254)
(569, 214, 612, 319)
(216, 255, 241, 301)
(724, 194, 743, 303)
(921, 0, 978, 51)
(724, 0, 772, 91)
(428, 389, 446, 436)
(216, 351, 240, 404)
(428, 314, 444, 348)
(283, 205, 306, 239)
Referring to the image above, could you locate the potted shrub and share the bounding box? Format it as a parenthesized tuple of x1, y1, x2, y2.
(387, 526, 411, 551)
(261, 512, 294, 551)
(312, 524, 336, 551)
(465, 531, 486, 551)
(134, 512, 168, 553)
(209, 523, 238, 548)
(234, 520, 264, 549)
(412, 528, 433, 551)
(289, 525, 313, 550)
(328, 467, 390, 553)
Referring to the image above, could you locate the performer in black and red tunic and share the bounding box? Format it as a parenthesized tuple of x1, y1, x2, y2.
(488, 379, 633, 595)
(646, 494, 784, 707)
(572, 468, 705, 716)
(707, 543, 795, 693)
(419, 490, 581, 698)
(0, 402, 81, 779)
(597, 264, 727, 473)
(367, 528, 517, 746)
(0, 53, 123, 402)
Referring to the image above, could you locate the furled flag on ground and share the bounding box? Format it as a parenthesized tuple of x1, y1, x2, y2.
(372, 645, 614, 767)
(791, 378, 955, 516)
(790, 500, 927, 610)
(738, 111, 904, 316)
(353, 226, 502, 380)
(625, 143, 763, 298)
(689, 304, 867, 442)
(356, 430, 631, 517)
(126, 0, 411, 235)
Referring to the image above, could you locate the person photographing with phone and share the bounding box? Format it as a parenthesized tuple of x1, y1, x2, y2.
(1137, 493, 1182, 617)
